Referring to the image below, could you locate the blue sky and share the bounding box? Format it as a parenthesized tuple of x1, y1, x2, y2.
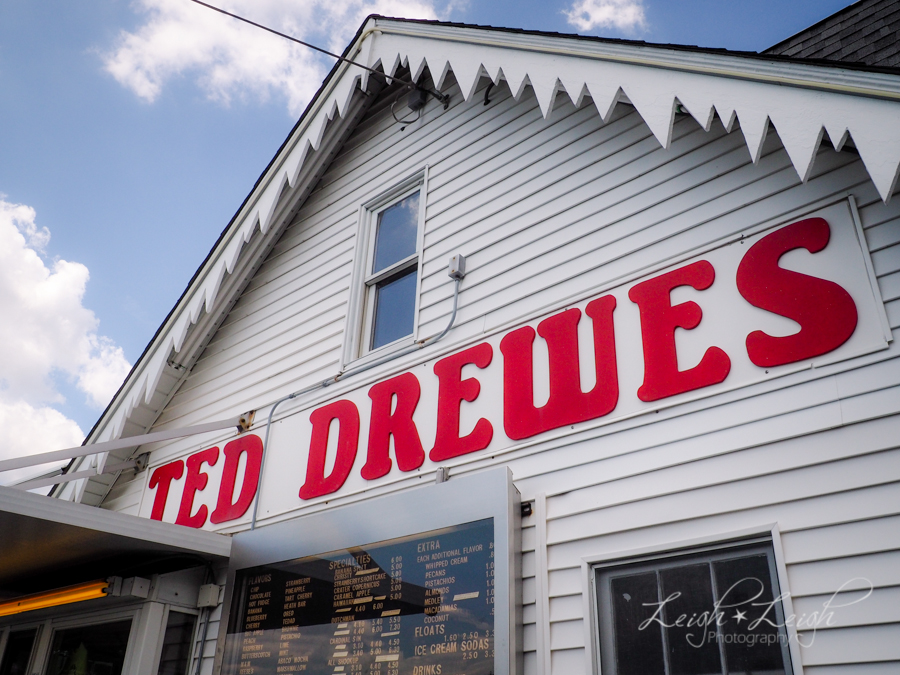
(0, 0, 853, 475)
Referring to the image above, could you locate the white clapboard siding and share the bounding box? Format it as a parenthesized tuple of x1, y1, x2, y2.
(792, 586, 900, 629)
(872, 243, 900, 277)
(787, 551, 900, 597)
(859, 188, 900, 332)
(195, 612, 221, 675)
(521, 517, 538, 674)
(498, 363, 900, 508)
(886, 299, 900, 327)
(806, 665, 900, 675)
(880, 270, 900, 302)
(797, 624, 900, 665)
(99, 69, 900, 675)
(865, 218, 900, 252)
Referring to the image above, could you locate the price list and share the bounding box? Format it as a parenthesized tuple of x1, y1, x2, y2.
(223, 518, 495, 675)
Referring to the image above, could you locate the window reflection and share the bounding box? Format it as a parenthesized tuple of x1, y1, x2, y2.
(45, 620, 132, 675)
(0, 629, 37, 675)
(372, 269, 417, 349)
(157, 612, 196, 675)
(373, 192, 419, 273)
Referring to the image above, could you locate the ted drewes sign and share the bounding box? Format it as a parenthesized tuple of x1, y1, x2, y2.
(141, 202, 890, 529)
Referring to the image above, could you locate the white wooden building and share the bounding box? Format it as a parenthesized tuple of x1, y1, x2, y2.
(2, 11, 899, 675)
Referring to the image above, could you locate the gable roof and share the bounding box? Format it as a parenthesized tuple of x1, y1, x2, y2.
(765, 0, 900, 68)
(62, 16, 900, 504)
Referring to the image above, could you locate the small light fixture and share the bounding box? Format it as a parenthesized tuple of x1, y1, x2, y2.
(0, 580, 111, 618)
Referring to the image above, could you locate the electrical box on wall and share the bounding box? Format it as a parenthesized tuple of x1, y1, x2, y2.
(448, 253, 466, 280)
(198, 584, 220, 608)
(214, 467, 522, 675)
(109, 576, 151, 599)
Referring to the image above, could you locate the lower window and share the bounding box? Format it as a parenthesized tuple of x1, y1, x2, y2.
(0, 628, 38, 675)
(45, 619, 132, 675)
(594, 541, 793, 675)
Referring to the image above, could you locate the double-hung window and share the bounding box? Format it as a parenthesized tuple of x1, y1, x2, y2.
(594, 541, 794, 675)
(353, 180, 424, 358)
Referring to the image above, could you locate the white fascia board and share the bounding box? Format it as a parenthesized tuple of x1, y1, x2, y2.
(73, 18, 900, 491)
(376, 21, 900, 100)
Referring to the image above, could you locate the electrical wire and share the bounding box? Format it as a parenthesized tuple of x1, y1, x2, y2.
(391, 97, 422, 125)
(187, 0, 449, 105)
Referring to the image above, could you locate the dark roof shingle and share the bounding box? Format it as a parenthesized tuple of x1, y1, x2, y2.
(765, 0, 900, 67)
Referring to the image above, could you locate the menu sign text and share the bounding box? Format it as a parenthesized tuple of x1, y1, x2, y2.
(223, 519, 495, 675)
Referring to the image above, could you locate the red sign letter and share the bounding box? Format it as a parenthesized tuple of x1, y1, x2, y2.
(429, 343, 493, 462)
(362, 373, 425, 480)
(148, 460, 184, 521)
(629, 260, 731, 402)
(737, 218, 858, 368)
(210, 435, 264, 524)
(501, 295, 619, 440)
(176, 447, 219, 528)
(300, 400, 360, 500)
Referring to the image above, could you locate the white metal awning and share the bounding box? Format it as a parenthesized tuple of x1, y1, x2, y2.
(0, 486, 231, 597)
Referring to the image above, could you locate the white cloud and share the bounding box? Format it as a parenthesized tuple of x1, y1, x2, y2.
(103, 0, 448, 116)
(564, 0, 646, 32)
(0, 401, 82, 487)
(0, 199, 132, 483)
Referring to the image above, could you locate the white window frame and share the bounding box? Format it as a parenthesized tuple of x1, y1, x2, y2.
(343, 167, 428, 366)
(580, 524, 803, 675)
(0, 601, 196, 675)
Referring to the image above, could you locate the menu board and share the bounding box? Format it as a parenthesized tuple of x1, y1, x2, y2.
(223, 518, 495, 675)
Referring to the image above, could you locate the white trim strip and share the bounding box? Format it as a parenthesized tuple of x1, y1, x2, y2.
(533, 494, 552, 675)
(13, 459, 138, 492)
(848, 194, 894, 344)
(0, 416, 243, 474)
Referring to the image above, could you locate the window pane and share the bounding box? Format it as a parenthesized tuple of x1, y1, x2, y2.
(713, 555, 786, 675)
(0, 629, 37, 675)
(158, 611, 197, 675)
(371, 268, 417, 349)
(659, 564, 722, 675)
(45, 619, 132, 675)
(609, 572, 666, 675)
(373, 192, 419, 273)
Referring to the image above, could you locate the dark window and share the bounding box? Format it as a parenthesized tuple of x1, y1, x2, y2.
(157, 611, 196, 675)
(595, 543, 793, 675)
(45, 619, 132, 675)
(0, 629, 38, 675)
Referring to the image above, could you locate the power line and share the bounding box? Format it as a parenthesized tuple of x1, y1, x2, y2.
(187, 0, 449, 106)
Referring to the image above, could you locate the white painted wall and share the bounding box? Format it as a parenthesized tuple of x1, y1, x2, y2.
(101, 71, 900, 675)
